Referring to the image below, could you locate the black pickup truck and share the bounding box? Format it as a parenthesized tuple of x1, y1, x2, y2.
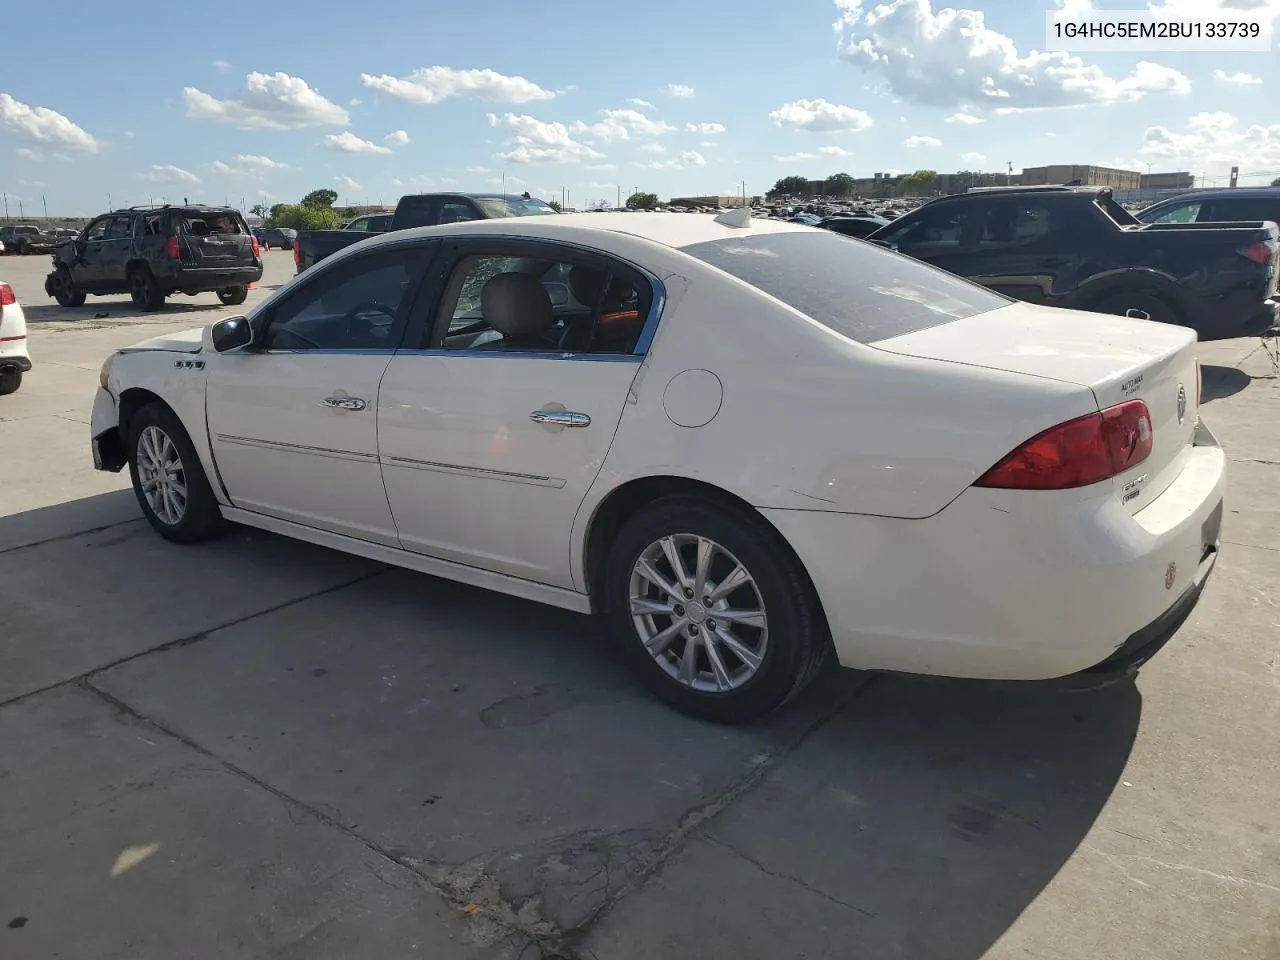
(867, 185, 1279, 341)
(293, 192, 558, 273)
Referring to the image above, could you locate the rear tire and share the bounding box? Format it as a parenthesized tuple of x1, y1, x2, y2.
(129, 267, 165, 312)
(1088, 290, 1179, 326)
(0, 369, 22, 395)
(126, 402, 225, 543)
(602, 496, 828, 723)
(217, 284, 248, 306)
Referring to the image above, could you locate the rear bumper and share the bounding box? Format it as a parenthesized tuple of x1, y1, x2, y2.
(762, 421, 1226, 680)
(1193, 297, 1278, 341)
(167, 264, 263, 293)
(0, 355, 32, 373)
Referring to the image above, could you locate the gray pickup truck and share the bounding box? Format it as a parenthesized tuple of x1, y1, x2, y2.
(0, 224, 56, 255)
(293, 192, 558, 273)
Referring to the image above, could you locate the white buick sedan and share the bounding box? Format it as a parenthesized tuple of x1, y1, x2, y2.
(90, 211, 1225, 723)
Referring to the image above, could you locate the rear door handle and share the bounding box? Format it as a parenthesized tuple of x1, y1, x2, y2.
(530, 410, 591, 428)
(321, 396, 367, 411)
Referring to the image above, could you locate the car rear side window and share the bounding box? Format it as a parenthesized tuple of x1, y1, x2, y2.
(681, 231, 1010, 343)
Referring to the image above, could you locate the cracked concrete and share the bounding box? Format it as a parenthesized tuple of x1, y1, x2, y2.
(2, 254, 1278, 959)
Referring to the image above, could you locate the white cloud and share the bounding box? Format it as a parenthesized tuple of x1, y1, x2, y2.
(209, 154, 290, 177)
(323, 130, 392, 154)
(0, 93, 99, 152)
(700, 140, 718, 148)
(627, 98, 655, 109)
(385, 129, 411, 145)
(634, 159, 680, 170)
(1214, 70, 1262, 86)
(124, 130, 136, 138)
(18, 179, 46, 187)
(632, 151, 706, 170)
(818, 145, 852, 156)
(572, 108, 676, 141)
(486, 174, 525, 186)
(349, 98, 362, 106)
(833, 0, 1191, 111)
(681, 150, 708, 166)
(360, 66, 554, 104)
(774, 145, 854, 162)
(944, 110, 983, 125)
(662, 84, 695, 98)
(640, 143, 666, 153)
(585, 162, 618, 171)
(139, 164, 200, 184)
(464, 164, 488, 173)
(390, 178, 404, 187)
(213, 59, 232, 72)
(486, 112, 604, 164)
(960, 151, 986, 164)
(905, 135, 942, 147)
(686, 121, 726, 134)
(184, 72, 348, 129)
(1140, 112, 1280, 178)
(334, 175, 363, 191)
(14, 147, 42, 160)
(769, 98, 873, 133)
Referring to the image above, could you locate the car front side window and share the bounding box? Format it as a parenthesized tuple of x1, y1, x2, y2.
(1144, 201, 1201, 224)
(85, 219, 109, 241)
(262, 246, 427, 352)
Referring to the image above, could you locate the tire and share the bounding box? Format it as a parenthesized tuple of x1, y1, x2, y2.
(52, 267, 86, 307)
(126, 402, 225, 544)
(1088, 290, 1179, 326)
(0, 369, 22, 396)
(129, 267, 165, 312)
(602, 496, 828, 723)
(217, 284, 248, 306)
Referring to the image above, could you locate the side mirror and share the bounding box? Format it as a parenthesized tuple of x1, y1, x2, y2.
(211, 315, 253, 352)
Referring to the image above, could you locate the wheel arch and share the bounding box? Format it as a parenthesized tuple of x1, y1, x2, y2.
(580, 475, 830, 635)
(125, 258, 154, 278)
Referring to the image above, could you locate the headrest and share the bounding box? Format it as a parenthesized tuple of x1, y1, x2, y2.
(480, 272, 555, 341)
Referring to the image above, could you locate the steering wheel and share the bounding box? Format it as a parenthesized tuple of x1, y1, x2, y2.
(343, 302, 398, 342)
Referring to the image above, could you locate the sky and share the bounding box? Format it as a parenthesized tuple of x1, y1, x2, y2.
(1, 0, 1278, 216)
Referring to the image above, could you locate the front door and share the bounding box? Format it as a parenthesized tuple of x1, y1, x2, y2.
(961, 197, 1083, 306)
(378, 240, 654, 588)
(205, 243, 433, 545)
(75, 216, 114, 287)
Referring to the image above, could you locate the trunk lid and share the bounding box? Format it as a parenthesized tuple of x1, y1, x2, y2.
(873, 303, 1200, 512)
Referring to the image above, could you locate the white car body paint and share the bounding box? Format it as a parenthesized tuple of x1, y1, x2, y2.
(90, 212, 1226, 681)
(0, 282, 30, 376)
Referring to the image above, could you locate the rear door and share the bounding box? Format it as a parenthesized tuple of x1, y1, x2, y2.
(176, 211, 254, 268)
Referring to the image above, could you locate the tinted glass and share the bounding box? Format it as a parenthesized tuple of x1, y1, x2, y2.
(682, 231, 1009, 343)
(1198, 198, 1280, 223)
(1139, 201, 1200, 225)
(265, 246, 427, 351)
(474, 197, 558, 218)
(874, 204, 969, 255)
(439, 201, 481, 224)
(106, 216, 134, 239)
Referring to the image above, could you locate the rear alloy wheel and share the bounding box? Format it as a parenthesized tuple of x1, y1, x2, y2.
(604, 497, 828, 723)
(129, 268, 165, 312)
(52, 268, 86, 307)
(127, 403, 225, 543)
(217, 284, 248, 306)
(0, 369, 22, 395)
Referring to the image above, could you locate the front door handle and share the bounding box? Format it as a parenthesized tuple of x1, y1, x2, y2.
(529, 410, 591, 428)
(321, 396, 367, 412)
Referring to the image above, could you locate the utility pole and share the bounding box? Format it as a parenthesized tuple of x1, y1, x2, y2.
(42, 194, 48, 220)
(2, 192, 8, 221)
(18, 199, 23, 219)
(502, 172, 506, 199)
(1006, 161, 1013, 186)
(617, 184, 621, 209)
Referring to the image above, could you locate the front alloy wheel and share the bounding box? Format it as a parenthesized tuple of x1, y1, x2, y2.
(135, 425, 188, 525)
(630, 535, 768, 692)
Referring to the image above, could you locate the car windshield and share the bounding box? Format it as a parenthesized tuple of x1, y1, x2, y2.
(474, 197, 558, 218)
(681, 231, 1010, 343)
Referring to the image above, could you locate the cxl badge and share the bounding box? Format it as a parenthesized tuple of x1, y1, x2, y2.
(1176, 383, 1187, 424)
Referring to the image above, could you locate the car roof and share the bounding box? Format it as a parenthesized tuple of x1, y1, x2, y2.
(375, 211, 814, 253)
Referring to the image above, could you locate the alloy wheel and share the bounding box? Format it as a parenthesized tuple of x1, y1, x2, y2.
(136, 425, 187, 525)
(628, 534, 769, 692)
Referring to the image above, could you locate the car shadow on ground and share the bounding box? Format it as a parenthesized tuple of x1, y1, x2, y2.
(21, 301, 229, 324)
(0, 489, 1140, 955)
(1200, 364, 1252, 403)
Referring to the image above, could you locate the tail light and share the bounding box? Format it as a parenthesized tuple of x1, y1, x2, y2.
(165, 236, 180, 259)
(1238, 240, 1276, 266)
(293, 242, 302, 267)
(250, 234, 260, 258)
(975, 400, 1153, 490)
(0, 281, 13, 319)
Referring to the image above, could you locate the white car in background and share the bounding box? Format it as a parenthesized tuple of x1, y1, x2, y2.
(0, 280, 31, 395)
(88, 211, 1225, 723)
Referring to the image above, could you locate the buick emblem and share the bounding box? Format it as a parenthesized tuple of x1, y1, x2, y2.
(1176, 384, 1187, 424)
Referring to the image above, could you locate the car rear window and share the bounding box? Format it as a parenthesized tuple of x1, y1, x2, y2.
(475, 197, 558, 218)
(179, 213, 248, 235)
(681, 231, 1010, 343)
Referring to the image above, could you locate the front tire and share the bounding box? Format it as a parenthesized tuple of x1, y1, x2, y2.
(603, 496, 828, 723)
(0, 369, 22, 395)
(129, 267, 165, 312)
(217, 284, 248, 306)
(127, 403, 225, 543)
(52, 267, 86, 307)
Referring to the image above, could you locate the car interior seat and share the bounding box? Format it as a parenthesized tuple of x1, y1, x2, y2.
(567, 266, 643, 353)
(478, 272, 556, 350)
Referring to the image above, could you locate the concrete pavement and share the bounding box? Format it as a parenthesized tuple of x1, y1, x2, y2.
(1, 251, 1277, 958)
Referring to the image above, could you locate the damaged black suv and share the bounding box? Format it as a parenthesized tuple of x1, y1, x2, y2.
(45, 204, 263, 311)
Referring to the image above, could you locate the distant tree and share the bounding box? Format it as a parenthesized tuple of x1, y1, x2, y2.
(548, 199, 563, 212)
(767, 175, 810, 198)
(249, 203, 268, 218)
(626, 191, 660, 210)
(265, 202, 343, 231)
(301, 188, 339, 208)
(824, 172, 856, 198)
(1272, 176, 1280, 187)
